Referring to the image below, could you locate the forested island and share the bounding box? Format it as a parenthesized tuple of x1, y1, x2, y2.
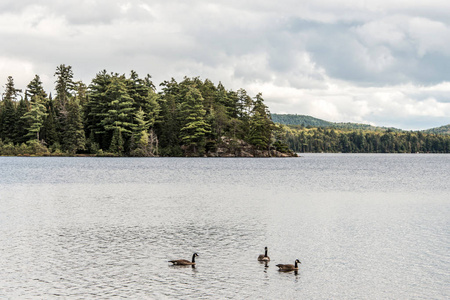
(272, 114, 450, 153)
(0, 65, 295, 157)
(1, 65, 449, 157)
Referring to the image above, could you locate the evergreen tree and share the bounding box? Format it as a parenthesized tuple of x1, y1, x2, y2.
(126, 71, 160, 128)
(1, 76, 20, 142)
(156, 78, 182, 156)
(21, 75, 48, 141)
(130, 107, 158, 156)
(27, 75, 47, 101)
(109, 127, 124, 155)
(74, 81, 88, 106)
(101, 75, 135, 151)
(247, 93, 273, 150)
(54, 65, 75, 148)
(62, 99, 86, 154)
(14, 97, 30, 143)
(21, 97, 47, 141)
(85, 70, 112, 149)
(54, 64, 75, 111)
(179, 87, 211, 155)
(0, 76, 22, 142)
(41, 101, 59, 147)
(0, 98, 16, 142)
(210, 103, 229, 140)
(3, 76, 21, 102)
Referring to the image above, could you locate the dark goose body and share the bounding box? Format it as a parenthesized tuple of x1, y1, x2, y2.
(169, 253, 198, 265)
(257, 247, 270, 261)
(276, 259, 301, 271)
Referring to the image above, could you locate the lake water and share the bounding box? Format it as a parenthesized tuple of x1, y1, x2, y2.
(0, 154, 449, 299)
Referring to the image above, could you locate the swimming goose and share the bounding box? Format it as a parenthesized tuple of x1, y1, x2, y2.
(276, 259, 301, 271)
(169, 253, 199, 265)
(257, 247, 270, 261)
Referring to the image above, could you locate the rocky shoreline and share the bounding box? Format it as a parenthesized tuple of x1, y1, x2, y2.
(205, 137, 297, 157)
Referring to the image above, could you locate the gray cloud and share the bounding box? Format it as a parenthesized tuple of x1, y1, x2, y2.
(0, 0, 449, 130)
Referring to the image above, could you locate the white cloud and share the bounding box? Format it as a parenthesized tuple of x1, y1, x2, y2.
(0, 57, 35, 91)
(262, 81, 450, 130)
(0, 0, 449, 129)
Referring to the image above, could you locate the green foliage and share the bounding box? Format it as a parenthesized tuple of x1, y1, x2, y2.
(0, 66, 311, 156)
(272, 113, 402, 132)
(3, 76, 22, 102)
(109, 127, 124, 155)
(14, 98, 29, 143)
(0, 139, 50, 156)
(422, 124, 450, 135)
(248, 93, 273, 150)
(102, 75, 135, 136)
(1, 76, 21, 142)
(179, 87, 211, 155)
(21, 75, 49, 141)
(54, 64, 75, 110)
(281, 126, 450, 153)
(86, 71, 160, 154)
(41, 103, 59, 147)
(62, 99, 86, 154)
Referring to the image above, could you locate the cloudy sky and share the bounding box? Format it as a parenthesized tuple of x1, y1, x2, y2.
(1, 0, 449, 130)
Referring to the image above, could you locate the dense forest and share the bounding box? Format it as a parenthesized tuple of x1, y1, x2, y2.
(423, 124, 450, 135)
(279, 126, 450, 153)
(1, 66, 448, 156)
(272, 113, 450, 153)
(0, 65, 293, 157)
(271, 113, 403, 132)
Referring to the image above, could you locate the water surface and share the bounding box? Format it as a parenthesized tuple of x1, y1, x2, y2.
(0, 154, 449, 299)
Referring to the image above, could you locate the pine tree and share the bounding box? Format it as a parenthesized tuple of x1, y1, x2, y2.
(27, 75, 47, 100)
(54, 65, 75, 145)
(179, 87, 211, 155)
(3, 76, 22, 102)
(21, 75, 48, 141)
(127, 71, 160, 128)
(14, 97, 30, 143)
(155, 78, 182, 156)
(41, 101, 59, 147)
(132, 107, 150, 145)
(21, 97, 47, 141)
(130, 107, 151, 156)
(62, 99, 86, 154)
(1, 76, 21, 142)
(101, 75, 135, 148)
(248, 93, 273, 150)
(109, 127, 124, 155)
(54, 64, 75, 112)
(0, 97, 16, 142)
(85, 70, 112, 149)
(74, 81, 88, 106)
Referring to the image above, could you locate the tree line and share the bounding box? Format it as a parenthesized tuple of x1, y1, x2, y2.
(0, 65, 282, 156)
(281, 126, 450, 153)
(271, 113, 404, 132)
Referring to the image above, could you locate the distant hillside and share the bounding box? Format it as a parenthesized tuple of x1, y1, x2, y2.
(271, 114, 402, 132)
(423, 125, 450, 135)
(270, 114, 333, 127)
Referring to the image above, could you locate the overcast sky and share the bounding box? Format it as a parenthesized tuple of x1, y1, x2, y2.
(1, 0, 449, 130)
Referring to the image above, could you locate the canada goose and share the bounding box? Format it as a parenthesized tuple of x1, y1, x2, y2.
(276, 259, 301, 271)
(257, 247, 270, 261)
(169, 253, 199, 265)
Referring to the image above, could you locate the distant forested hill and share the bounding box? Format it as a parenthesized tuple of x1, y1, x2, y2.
(271, 113, 402, 131)
(270, 114, 333, 127)
(271, 114, 450, 153)
(423, 125, 450, 135)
